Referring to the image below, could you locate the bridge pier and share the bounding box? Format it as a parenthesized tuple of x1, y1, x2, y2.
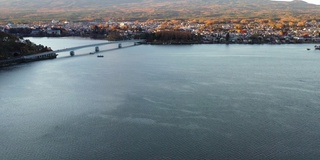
(118, 43, 122, 48)
(95, 46, 99, 52)
(70, 51, 75, 56)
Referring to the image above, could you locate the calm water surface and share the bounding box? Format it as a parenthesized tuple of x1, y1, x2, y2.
(1, 37, 320, 159)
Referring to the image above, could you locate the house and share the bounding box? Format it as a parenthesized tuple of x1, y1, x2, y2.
(47, 28, 61, 35)
(51, 19, 59, 24)
(30, 28, 41, 35)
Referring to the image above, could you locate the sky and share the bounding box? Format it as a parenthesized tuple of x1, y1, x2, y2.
(273, 0, 320, 5)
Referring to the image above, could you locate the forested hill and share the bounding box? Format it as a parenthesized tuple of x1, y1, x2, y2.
(0, 32, 52, 60)
(0, 0, 319, 22)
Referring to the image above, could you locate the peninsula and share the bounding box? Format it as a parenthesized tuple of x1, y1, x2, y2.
(0, 31, 54, 67)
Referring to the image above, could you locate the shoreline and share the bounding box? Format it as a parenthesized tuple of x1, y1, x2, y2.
(1, 40, 319, 68)
(141, 41, 320, 45)
(22, 35, 320, 45)
(0, 54, 57, 68)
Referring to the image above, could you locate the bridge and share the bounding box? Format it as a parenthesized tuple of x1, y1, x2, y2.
(22, 39, 144, 61)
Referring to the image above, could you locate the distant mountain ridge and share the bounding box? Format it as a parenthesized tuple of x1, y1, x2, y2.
(0, 0, 319, 22)
(0, 0, 316, 9)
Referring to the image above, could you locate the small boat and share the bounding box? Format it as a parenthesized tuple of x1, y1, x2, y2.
(307, 48, 310, 50)
(315, 45, 320, 50)
(97, 55, 104, 58)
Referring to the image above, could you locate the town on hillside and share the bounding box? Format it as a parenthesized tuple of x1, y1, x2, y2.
(1, 18, 320, 44)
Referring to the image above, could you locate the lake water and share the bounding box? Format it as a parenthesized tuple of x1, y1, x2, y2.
(1, 37, 320, 160)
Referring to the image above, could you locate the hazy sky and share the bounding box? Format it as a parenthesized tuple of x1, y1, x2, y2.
(273, 0, 320, 5)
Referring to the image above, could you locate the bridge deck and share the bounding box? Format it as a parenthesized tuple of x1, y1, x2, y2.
(23, 40, 144, 59)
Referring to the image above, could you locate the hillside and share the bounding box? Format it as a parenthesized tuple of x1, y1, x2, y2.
(0, 0, 320, 22)
(0, 32, 52, 60)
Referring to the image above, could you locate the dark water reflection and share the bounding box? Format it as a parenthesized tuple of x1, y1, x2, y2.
(1, 39, 320, 159)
